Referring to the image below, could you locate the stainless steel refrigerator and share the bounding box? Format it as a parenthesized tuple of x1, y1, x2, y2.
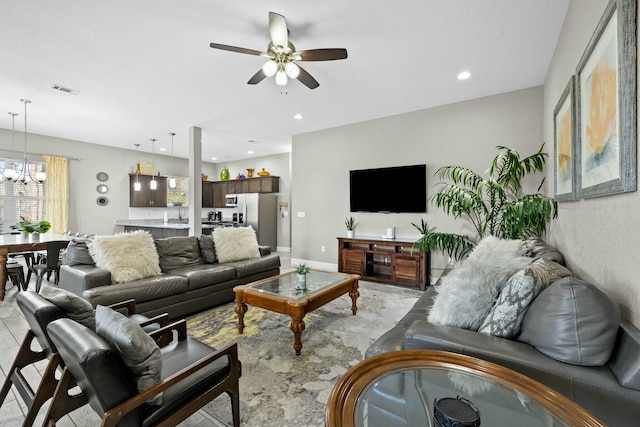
(236, 193, 277, 249)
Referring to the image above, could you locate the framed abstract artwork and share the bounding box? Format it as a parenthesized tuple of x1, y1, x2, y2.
(575, 0, 637, 199)
(554, 77, 577, 201)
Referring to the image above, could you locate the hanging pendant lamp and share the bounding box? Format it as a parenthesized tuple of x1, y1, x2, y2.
(134, 144, 141, 191)
(168, 132, 176, 189)
(150, 138, 157, 190)
(3, 112, 19, 180)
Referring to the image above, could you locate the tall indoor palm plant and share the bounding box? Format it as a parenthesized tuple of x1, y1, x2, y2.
(414, 143, 558, 260)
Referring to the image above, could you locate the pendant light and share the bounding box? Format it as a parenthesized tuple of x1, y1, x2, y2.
(168, 132, 176, 189)
(3, 112, 19, 180)
(150, 138, 157, 190)
(133, 144, 141, 191)
(13, 99, 44, 184)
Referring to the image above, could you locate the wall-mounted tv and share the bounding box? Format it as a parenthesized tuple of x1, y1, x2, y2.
(350, 164, 427, 213)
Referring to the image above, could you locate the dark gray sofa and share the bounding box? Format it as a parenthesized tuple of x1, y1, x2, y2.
(59, 235, 280, 319)
(365, 241, 640, 426)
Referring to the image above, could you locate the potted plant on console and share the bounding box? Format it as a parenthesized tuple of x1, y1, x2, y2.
(345, 216, 356, 238)
(295, 263, 311, 290)
(413, 143, 558, 260)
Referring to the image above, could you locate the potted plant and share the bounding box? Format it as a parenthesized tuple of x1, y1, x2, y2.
(413, 143, 558, 260)
(411, 218, 435, 237)
(11, 217, 52, 236)
(345, 216, 357, 238)
(295, 263, 311, 289)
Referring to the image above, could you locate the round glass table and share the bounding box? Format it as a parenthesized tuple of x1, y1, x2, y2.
(325, 350, 604, 427)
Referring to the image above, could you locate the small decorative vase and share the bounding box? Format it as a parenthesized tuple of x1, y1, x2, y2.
(220, 166, 230, 181)
(296, 274, 307, 289)
(257, 168, 270, 177)
(247, 168, 254, 178)
(347, 230, 355, 238)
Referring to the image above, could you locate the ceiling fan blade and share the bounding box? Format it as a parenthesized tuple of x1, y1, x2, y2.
(269, 12, 288, 49)
(209, 43, 263, 56)
(296, 48, 348, 61)
(247, 69, 267, 85)
(296, 65, 320, 89)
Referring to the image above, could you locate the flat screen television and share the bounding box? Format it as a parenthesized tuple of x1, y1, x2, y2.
(350, 164, 427, 213)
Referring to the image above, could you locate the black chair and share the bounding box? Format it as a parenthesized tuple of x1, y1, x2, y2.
(0, 292, 167, 427)
(44, 318, 241, 427)
(27, 241, 65, 292)
(6, 260, 27, 291)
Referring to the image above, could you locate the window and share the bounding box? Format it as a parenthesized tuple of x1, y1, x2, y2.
(0, 158, 45, 232)
(167, 176, 188, 206)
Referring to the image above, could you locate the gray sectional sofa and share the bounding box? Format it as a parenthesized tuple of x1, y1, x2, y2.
(365, 239, 640, 426)
(59, 235, 280, 319)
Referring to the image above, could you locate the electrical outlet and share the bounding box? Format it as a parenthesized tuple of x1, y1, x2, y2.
(321, 245, 325, 252)
(297, 212, 306, 218)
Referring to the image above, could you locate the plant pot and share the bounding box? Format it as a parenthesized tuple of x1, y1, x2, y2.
(347, 230, 354, 238)
(296, 274, 307, 289)
(32, 233, 40, 241)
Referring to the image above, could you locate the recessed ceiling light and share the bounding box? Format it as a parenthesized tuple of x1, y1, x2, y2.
(294, 113, 303, 120)
(248, 150, 254, 154)
(457, 71, 471, 80)
(159, 148, 167, 152)
(211, 157, 217, 161)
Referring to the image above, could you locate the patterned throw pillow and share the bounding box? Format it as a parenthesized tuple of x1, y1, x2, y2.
(95, 305, 163, 404)
(478, 267, 538, 338)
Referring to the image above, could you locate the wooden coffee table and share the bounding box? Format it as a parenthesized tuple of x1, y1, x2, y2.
(233, 270, 360, 355)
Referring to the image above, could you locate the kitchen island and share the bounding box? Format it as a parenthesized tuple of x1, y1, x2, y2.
(115, 219, 239, 238)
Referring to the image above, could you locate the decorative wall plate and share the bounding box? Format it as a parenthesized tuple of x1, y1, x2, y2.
(97, 184, 109, 194)
(97, 196, 109, 206)
(96, 172, 109, 182)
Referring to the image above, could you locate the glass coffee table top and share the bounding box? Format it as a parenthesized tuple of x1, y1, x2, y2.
(326, 350, 604, 427)
(249, 270, 351, 299)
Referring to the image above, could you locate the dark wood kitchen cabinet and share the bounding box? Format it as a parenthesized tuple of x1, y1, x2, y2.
(202, 181, 214, 208)
(129, 174, 167, 207)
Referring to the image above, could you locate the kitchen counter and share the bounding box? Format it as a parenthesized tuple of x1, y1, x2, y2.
(116, 219, 239, 238)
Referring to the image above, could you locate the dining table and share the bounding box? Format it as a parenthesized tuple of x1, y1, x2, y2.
(0, 233, 74, 301)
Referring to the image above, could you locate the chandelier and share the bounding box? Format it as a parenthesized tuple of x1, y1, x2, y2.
(3, 99, 46, 185)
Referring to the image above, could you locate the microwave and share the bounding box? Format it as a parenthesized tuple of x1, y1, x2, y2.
(225, 194, 238, 207)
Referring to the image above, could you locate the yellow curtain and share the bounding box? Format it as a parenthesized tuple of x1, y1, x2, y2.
(43, 155, 69, 234)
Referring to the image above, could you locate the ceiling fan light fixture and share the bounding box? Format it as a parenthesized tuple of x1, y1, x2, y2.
(262, 60, 278, 77)
(275, 69, 288, 86)
(284, 62, 300, 79)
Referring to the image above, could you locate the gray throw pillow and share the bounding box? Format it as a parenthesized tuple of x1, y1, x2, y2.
(518, 277, 620, 366)
(40, 286, 96, 330)
(64, 238, 95, 266)
(95, 305, 163, 405)
(478, 267, 538, 338)
(198, 235, 217, 264)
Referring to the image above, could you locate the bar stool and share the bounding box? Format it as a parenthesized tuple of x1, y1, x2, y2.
(6, 261, 27, 291)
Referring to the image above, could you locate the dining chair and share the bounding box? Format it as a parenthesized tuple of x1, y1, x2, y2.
(5, 261, 27, 291)
(27, 241, 65, 292)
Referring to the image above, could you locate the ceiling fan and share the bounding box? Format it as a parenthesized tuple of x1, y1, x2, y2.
(210, 11, 348, 89)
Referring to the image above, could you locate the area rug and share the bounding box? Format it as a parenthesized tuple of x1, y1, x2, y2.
(186, 280, 423, 427)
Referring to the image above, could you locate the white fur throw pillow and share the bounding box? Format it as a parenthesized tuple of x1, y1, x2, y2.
(213, 226, 261, 263)
(89, 230, 161, 284)
(428, 236, 533, 331)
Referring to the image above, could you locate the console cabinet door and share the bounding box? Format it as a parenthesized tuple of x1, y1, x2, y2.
(342, 250, 364, 275)
(393, 255, 420, 286)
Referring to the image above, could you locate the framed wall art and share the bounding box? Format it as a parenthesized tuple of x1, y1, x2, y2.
(575, 0, 637, 199)
(554, 76, 577, 201)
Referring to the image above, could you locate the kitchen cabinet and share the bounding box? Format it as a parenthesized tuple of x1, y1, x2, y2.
(212, 182, 226, 208)
(202, 181, 214, 208)
(129, 174, 167, 207)
(248, 176, 279, 193)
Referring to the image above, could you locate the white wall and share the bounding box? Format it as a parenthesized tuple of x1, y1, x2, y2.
(544, 0, 640, 325)
(291, 87, 544, 281)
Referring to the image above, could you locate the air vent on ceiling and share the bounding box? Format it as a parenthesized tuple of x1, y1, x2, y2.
(52, 84, 80, 95)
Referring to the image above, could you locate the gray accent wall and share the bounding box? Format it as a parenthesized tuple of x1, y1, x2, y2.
(291, 86, 544, 281)
(544, 0, 640, 326)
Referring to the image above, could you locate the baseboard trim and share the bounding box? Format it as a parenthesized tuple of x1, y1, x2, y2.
(276, 246, 291, 253)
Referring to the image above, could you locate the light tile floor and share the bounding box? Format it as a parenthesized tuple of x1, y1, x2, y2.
(0, 251, 292, 426)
